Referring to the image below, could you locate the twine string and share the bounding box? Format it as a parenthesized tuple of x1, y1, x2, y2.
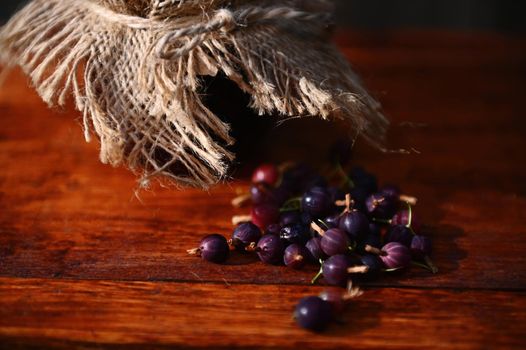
(78, 1, 331, 60)
(155, 8, 237, 60)
(156, 7, 332, 59)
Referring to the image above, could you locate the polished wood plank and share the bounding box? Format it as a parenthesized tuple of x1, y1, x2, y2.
(0, 278, 524, 349)
(1, 32, 525, 289)
(1, 31, 526, 349)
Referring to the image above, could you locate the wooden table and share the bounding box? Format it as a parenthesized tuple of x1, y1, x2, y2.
(1, 31, 525, 349)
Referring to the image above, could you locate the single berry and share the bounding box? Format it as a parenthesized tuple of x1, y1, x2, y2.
(365, 193, 398, 219)
(294, 296, 332, 331)
(302, 186, 332, 218)
(321, 254, 353, 286)
(379, 242, 411, 269)
(251, 204, 280, 229)
(250, 183, 278, 205)
(188, 234, 229, 264)
(391, 209, 421, 232)
(323, 214, 341, 229)
(279, 211, 301, 227)
(305, 236, 326, 263)
(265, 223, 281, 235)
(280, 224, 310, 245)
(384, 225, 414, 247)
(231, 222, 262, 251)
(320, 228, 351, 256)
(410, 235, 432, 260)
(359, 254, 383, 274)
(252, 164, 280, 186)
(283, 244, 309, 269)
(256, 234, 285, 265)
(339, 210, 369, 241)
(410, 235, 438, 273)
(380, 184, 401, 199)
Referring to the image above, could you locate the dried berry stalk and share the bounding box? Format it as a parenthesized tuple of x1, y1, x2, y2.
(0, 0, 389, 188)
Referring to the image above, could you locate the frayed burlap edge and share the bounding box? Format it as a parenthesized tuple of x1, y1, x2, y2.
(0, 0, 389, 188)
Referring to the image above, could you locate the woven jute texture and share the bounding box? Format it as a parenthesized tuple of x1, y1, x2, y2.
(0, 0, 389, 188)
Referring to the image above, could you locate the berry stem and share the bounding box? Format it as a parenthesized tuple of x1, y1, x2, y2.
(400, 194, 418, 206)
(342, 289, 364, 300)
(311, 266, 323, 284)
(186, 248, 200, 256)
(335, 199, 346, 207)
(343, 193, 353, 213)
(383, 267, 403, 272)
(310, 259, 324, 284)
(245, 242, 257, 252)
(310, 221, 325, 236)
(335, 162, 355, 189)
(277, 161, 294, 173)
(280, 197, 302, 212)
(282, 197, 302, 206)
(232, 215, 251, 226)
(365, 244, 386, 256)
(347, 265, 369, 274)
(372, 197, 385, 208)
(343, 281, 364, 300)
(372, 218, 391, 224)
(231, 193, 251, 208)
(411, 260, 434, 272)
(405, 201, 413, 229)
(424, 256, 439, 274)
(317, 219, 330, 230)
(334, 193, 356, 210)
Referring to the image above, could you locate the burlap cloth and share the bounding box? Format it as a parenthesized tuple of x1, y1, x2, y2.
(0, 0, 389, 188)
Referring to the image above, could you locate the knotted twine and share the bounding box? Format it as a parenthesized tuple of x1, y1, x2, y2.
(0, 0, 389, 188)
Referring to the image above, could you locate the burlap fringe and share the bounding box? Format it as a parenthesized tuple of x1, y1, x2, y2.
(0, 0, 389, 188)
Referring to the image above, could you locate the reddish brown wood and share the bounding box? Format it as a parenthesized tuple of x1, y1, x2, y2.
(1, 35, 525, 289)
(0, 177, 524, 289)
(1, 31, 526, 348)
(0, 278, 525, 349)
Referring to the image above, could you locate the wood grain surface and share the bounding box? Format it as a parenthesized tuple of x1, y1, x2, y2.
(1, 278, 524, 349)
(1, 31, 525, 349)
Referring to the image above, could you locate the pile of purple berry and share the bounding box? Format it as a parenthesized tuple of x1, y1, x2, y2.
(188, 162, 437, 331)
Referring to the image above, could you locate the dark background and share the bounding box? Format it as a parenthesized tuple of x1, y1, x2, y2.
(1, 0, 525, 32)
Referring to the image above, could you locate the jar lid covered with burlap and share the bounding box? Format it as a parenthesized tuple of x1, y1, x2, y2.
(0, 0, 389, 188)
